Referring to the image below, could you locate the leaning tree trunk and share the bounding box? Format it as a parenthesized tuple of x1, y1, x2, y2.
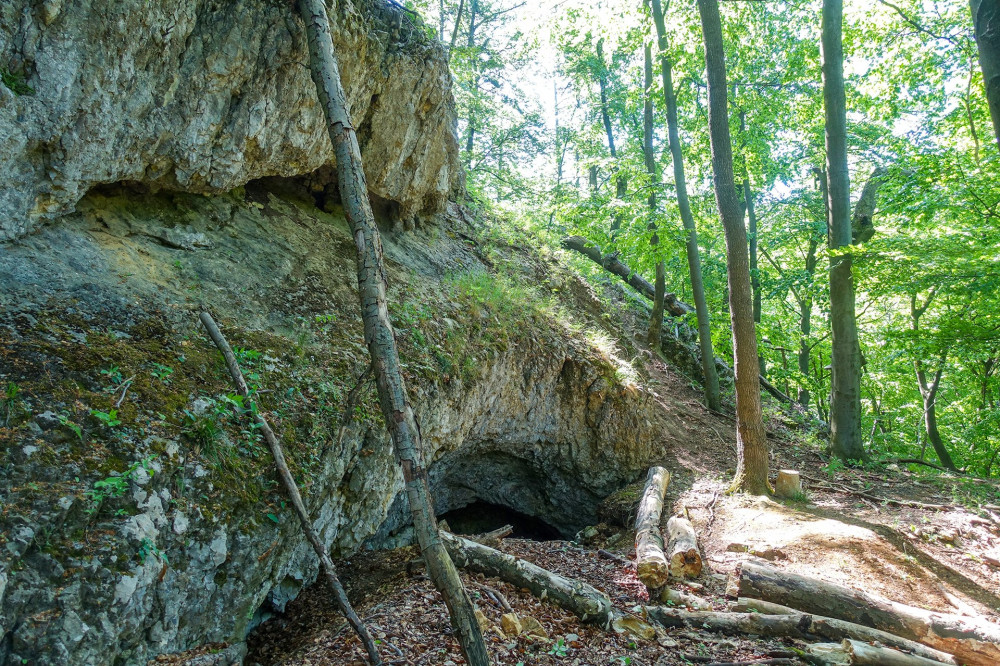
(822, 0, 867, 463)
(971, 0, 1000, 147)
(697, 0, 771, 494)
(651, 0, 721, 412)
(643, 43, 666, 346)
(296, 2, 489, 663)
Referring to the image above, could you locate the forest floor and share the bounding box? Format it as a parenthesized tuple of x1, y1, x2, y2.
(241, 337, 1000, 666)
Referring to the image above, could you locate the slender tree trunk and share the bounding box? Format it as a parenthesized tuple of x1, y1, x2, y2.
(597, 38, 617, 160)
(447, 0, 465, 56)
(463, 0, 478, 154)
(797, 238, 818, 408)
(697, 0, 770, 494)
(643, 43, 666, 345)
(822, 0, 867, 462)
(915, 356, 957, 472)
(296, 2, 489, 662)
(738, 111, 764, 376)
(910, 292, 958, 472)
(651, 0, 721, 412)
(971, 0, 1000, 147)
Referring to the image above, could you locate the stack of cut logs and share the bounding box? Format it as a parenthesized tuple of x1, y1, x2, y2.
(632, 465, 1000, 666)
(433, 466, 998, 666)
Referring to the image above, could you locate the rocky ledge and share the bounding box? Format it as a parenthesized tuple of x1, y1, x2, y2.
(0, 0, 461, 242)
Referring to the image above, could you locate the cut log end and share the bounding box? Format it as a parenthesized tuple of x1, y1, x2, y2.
(774, 470, 802, 498)
(666, 515, 703, 579)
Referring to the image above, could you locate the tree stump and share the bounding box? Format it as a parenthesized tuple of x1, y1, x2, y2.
(774, 470, 802, 498)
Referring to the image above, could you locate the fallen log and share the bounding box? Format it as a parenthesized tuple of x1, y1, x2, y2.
(805, 638, 953, 666)
(645, 607, 957, 664)
(737, 561, 1000, 665)
(635, 466, 671, 588)
(562, 236, 692, 317)
(441, 531, 616, 627)
(666, 515, 703, 579)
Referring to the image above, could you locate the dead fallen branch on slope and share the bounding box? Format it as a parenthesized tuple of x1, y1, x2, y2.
(200, 312, 381, 665)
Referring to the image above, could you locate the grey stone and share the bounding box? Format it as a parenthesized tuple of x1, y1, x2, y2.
(0, 0, 461, 243)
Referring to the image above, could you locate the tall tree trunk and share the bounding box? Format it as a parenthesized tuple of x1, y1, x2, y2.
(597, 38, 617, 160)
(971, 0, 1000, 147)
(697, 0, 771, 494)
(596, 37, 628, 221)
(910, 292, 959, 472)
(296, 2, 490, 663)
(644, 43, 666, 345)
(797, 237, 818, 408)
(447, 0, 465, 56)
(738, 111, 764, 377)
(822, 0, 867, 462)
(464, 0, 479, 155)
(651, 0, 721, 412)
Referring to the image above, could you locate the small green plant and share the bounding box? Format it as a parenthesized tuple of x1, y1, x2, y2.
(2, 381, 22, 426)
(233, 346, 262, 365)
(822, 456, 845, 477)
(547, 638, 568, 657)
(87, 455, 157, 512)
(58, 412, 83, 441)
(787, 489, 810, 503)
(150, 363, 174, 382)
(315, 313, 337, 325)
(137, 538, 168, 565)
(101, 365, 125, 386)
(90, 408, 122, 428)
(1, 66, 33, 95)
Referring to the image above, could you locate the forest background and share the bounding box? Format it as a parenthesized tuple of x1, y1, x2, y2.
(398, 0, 1000, 478)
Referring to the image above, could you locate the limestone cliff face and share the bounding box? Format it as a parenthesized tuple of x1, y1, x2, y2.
(0, 186, 680, 664)
(0, 0, 460, 242)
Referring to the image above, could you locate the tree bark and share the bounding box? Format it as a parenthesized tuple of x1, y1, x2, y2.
(666, 516, 703, 579)
(806, 639, 956, 666)
(737, 561, 1000, 665)
(798, 236, 818, 407)
(464, 0, 479, 154)
(910, 292, 958, 471)
(646, 607, 957, 665)
(697, 0, 771, 494)
(738, 110, 764, 376)
(295, 2, 489, 663)
(822, 0, 867, 463)
(635, 466, 671, 589)
(851, 168, 884, 244)
(971, 0, 1000, 147)
(199, 312, 382, 665)
(643, 42, 666, 346)
(651, 0, 721, 412)
(442, 532, 616, 628)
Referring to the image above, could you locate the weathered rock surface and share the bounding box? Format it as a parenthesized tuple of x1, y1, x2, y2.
(0, 184, 687, 664)
(0, 0, 460, 242)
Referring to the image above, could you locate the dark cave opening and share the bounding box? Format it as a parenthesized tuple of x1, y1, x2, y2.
(438, 501, 562, 541)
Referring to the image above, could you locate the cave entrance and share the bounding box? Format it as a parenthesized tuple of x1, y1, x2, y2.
(439, 501, 562, 541)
